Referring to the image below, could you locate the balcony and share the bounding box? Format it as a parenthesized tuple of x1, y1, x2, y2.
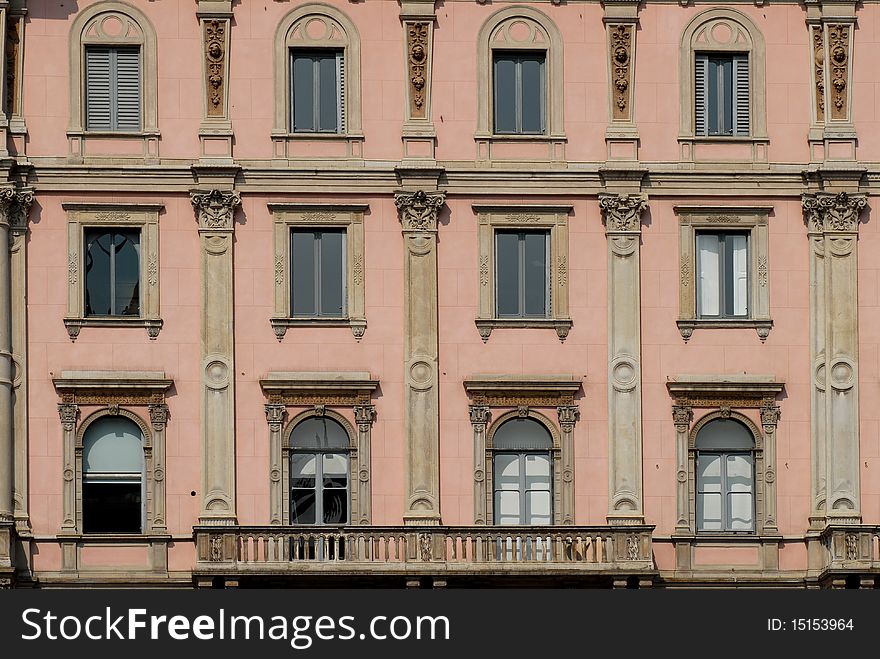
(818, 525, 880, 587)
(194, 525, 656, 586)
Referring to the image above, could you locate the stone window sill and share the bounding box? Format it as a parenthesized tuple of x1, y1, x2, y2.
(64, 317, 163, 341)
(474, 133, 567, 165)
(475, 317, 572, 342)
(677, 318, 772, 342)
(271, 316, 366, 341)
(270, 131, 365, 160)
(678, 135, 770, 166)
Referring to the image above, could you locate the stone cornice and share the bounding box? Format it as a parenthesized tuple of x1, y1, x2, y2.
(666, 375, 785, 404)
(464, 375, 582, 407)
(260, 372, 379, 407)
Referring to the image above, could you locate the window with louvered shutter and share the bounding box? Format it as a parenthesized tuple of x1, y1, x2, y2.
(85, 46, 141, 132)
(732, 54, 749, 136)
(694, 54, 708, 136)
(290, 49, 343, 134)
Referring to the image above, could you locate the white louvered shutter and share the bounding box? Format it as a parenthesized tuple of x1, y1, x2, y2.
(85, 47, 112, 130)
(114, 48, 141, 131)
(336, 50, 345, 133)
(733, 55, 749, 136)
(731, 235, 749, 316)
(694, 54, 708, 136)
(697, 233, 720, 317)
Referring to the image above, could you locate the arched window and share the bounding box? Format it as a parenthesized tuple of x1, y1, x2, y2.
(695, 418, 755, 532)
(82, 416, 145, 533)
(476, 8, 564, 140)
(68, 2, 159, 158)
(289, 416, 351, 525)
(273, 4, 362, 155)
(678, 8, 767, 160)
(492, 417, 553, 525)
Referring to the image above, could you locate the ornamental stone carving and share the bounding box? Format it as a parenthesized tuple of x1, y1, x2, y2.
(556, 405, 580, 433)
(354, 404, 376, 433)
(148, 403, 169, 431)
(191, 189, 241, 230)
(609, 24, 633, 121)
(812, 26, 825, 122)
(6, 17, 20, 116)
(407, 22, 429, 119)
(0, 187, 33, 231)
(204, 19, 227, 117)
(672, 404, 692, 431)
(599, 193, 647, 233)
(828, 24, 849, 120)
(264, 404, 285, 433)
(58, 404, 79, 432)
(395, 190, 446, 232)
(469, 405, 490, 431)
(802, 192, 866, 234)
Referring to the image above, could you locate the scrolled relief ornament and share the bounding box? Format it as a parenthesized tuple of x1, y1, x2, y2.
(191, 189, 241, 230)
(395, 190, 446, 232)
(599, 193, 647, 232)
(205, 19, 226, 117)
(407, 22, 429, 119)
(0, 186, 33, 230)
(802, 192, 866, 233)
(609, 24, 632, 119)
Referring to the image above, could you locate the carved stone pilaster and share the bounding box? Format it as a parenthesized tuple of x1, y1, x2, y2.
(469, 405, 490, 525)
(671, 404, 692, 534)
(760, 402, 781, 534)
(812, 25, 825, 124)
(828, 24, 850, 121)
(600, 194, 647, 526)
(57, 404, 78, 531)
(557, 405, 579, 525)
(802, 192, 866, 526)
(197, 0, 233, 160)
(204, 19, 227, 118)
(400, 0, 436, 160)
(264, 404, 285, 525)
(609, 25, 633, 122)
(396, 189, 446, 525)
(192, 189, 241, 526)
(354, 403, 376, 525)
(406, 22, 429, 120)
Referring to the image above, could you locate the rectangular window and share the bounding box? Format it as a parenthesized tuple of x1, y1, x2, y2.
(696, 452, 754, 532)
(493, 52, 545, 135)
(496, 230, 549, 318)
(696, 232, 748, 318)
(290, 229, 346, 317)
(695, 53, 748, 136)
(290, 49, 344, 133)
(84, 228, 141, 317)
(85, 46, 141, 132)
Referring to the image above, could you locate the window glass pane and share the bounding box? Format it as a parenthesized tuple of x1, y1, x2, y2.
(83, 482, 141, 533)
(318, 53, 339, 132)
(113, 230, 140, 316)
(291, 231, 316, 315)
(519, 55, 544, 133)
(85, 230, 112, 316)
(322, 489, 348, 524)
(719, 57, 733, 134)
(494, 453, 520, 484)
(697, 233, 720, 317)
(696, 419, 754, 450)
(322, 453, 349, 488)
(728, 492, 754, 530)
(291, 489, 316, 524)
(292, 52, 316, 132)
(697, 492, 722, 531)
(726, 454, 753, 490)
(83, 417, 144, 474)
(493, 55, 516, 133)
(730, 234, 748, 316)
(319, 231, 345, 316)
(523, 232, 548, 316)
(526, 489, 552, 525)
(495, 232, 520, 316)
(290, 453, 317, 489)
(493, 418, 553, 450)
(495, 490, 521, 525)
(524, 453, 551, 480)
(290, 417, 349, 450)
(707, 58, 719, 135)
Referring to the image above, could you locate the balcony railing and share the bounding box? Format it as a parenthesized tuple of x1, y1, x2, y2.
(195, 525, 655, 575)
(822, 525, 880, 571)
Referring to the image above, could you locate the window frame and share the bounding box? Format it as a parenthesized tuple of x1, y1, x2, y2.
(273, 5, 363, 160)
(63, 202, 164, 341)
(269, 203, 367, 340)
(289, 228, 347, 319)
(475, 7, 565, 164)
(695, 231, 750, 320)
(492, 50, 547, 136)
(288, 417, 352, 526)
(678, 8, 767, 165)
(474, 204, 572, 342)
(289, 48, 344, 135)
(83, 227, 143, 319)
(84, 45, 142, 133)
(494, 230, 551, 319)
(68, 3, 159, 161)
(674, 205, 772, 341)
(689, 412, 763, 536)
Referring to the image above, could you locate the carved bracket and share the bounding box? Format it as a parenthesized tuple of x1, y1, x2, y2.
(802, 192, 866, 234)
(395, 190, 446, 232)
(599, 193, 647, 233)
(191, 189, 241, 230)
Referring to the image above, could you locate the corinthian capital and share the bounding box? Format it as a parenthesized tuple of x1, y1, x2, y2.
(599, 193, 647, 232)
(191, 189, 241, 230)
(0, 186, 34, 230)
(395, 189, 446, 231)
(802, 192, 867, 234)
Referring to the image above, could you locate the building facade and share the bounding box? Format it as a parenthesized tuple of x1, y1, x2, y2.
(1, 0, 879, 588)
